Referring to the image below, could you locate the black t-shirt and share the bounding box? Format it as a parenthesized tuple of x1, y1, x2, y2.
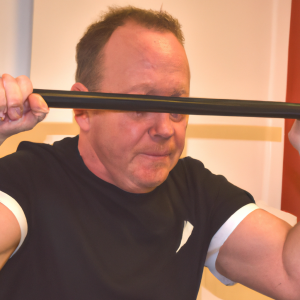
(0, 136, 254, 300)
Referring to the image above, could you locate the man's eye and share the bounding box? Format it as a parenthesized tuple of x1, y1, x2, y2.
(170, 113, 184, 122)
(135, 111, 147, 117)
(130, 111, 150, 120)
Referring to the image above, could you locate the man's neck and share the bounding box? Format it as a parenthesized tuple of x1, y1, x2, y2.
(77, 133, 112, 182)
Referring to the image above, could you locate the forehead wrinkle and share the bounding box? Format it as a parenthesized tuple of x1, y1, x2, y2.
(125, 82, 155, 94)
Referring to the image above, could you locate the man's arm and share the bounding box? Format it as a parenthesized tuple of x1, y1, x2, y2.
(0, 74, 48, 269)
(217, 120, 300, 299)
(0, 203, 20, 270)
(216, 209, 300, 299)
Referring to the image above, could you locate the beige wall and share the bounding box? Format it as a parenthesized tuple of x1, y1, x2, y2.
(0, 1, 295, 299)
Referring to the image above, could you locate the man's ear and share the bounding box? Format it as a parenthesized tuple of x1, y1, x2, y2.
(71, 82, 88, 92)
(71, 82, 90, 131)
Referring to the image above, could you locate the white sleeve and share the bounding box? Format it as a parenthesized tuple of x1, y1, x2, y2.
(0, 191, 28, 257)
(204, 203, 259, 286)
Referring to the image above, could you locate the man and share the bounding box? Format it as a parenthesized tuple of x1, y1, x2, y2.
(0, 6, 299, 300)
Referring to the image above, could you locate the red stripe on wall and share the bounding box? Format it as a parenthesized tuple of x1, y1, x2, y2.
(281, 0, 300, 221)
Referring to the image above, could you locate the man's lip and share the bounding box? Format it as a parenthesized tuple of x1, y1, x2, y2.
(141, 152, 170, 157)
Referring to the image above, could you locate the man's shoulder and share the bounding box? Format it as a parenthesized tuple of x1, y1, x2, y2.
(0, 136, 79, 168)
(166, 156, 216, 196)
(175, 156, 205, 170)
(171, 156, 210, 181)
(17, 135, 78, 154)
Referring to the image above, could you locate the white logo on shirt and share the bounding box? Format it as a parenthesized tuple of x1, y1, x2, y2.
(176, 221, 194, 253)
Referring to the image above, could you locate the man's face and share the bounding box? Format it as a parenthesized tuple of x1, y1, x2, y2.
(85, 21, 190, 193)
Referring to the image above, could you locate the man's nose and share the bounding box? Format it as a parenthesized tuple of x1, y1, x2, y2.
(148, 113, 175, 139)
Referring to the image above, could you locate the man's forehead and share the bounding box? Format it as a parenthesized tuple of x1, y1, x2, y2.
(106, 20, 183, 54)
(100, 19, 190, 95)
(104, 23, 187, 68)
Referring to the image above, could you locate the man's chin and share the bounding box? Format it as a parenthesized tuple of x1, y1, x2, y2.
(132, 169, 170, 192)
(127, 159, 177, 192)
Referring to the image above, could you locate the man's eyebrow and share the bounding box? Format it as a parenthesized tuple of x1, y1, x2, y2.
(145, 89, 187, 97)
(126, 85, 188, 97)
(168, 88, 188, 97)
(170, 90, 187, 97)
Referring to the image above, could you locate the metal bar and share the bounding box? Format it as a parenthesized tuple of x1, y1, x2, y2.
(33, 89, 300, 119)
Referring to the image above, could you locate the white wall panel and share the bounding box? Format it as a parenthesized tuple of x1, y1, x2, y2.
(0, 0, 33, 77)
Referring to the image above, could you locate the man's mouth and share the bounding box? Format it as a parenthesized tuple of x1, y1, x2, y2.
(139, 152, 171, 161)
(142, 150, 171, 156)
(145, 153, 169, 156)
